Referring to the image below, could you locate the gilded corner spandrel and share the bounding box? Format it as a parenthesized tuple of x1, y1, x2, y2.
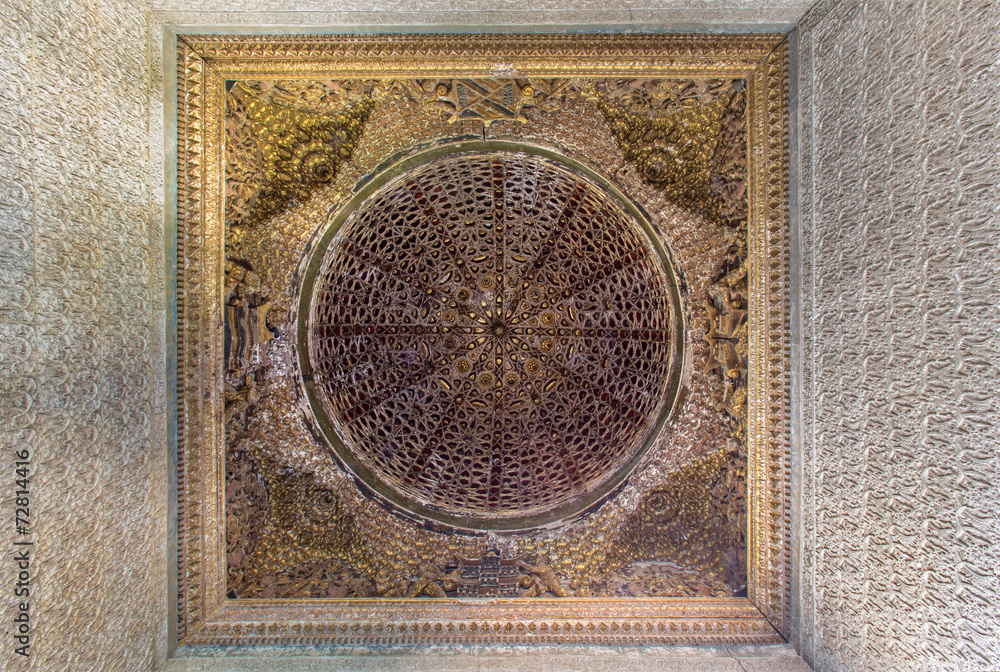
(174, 34, 791, 647)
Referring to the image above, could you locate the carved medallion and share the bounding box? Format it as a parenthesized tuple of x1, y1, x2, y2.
(407, 79, 540, 125)
(300, 146, 684, 530)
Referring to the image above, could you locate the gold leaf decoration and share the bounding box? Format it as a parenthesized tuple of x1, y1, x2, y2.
(230, 83, 375, 227)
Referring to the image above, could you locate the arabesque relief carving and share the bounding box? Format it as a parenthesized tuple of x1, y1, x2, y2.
(407, 79, 540, 125)
(226, 83, 374, 229)
(596, 82, 748, 227)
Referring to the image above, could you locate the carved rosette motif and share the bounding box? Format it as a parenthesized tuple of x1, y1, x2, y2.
(175, 34, 791, 647)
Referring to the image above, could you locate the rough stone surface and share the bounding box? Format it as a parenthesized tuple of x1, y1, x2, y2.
(795, 1, 1000, 670)
(0, 0, 166, 670)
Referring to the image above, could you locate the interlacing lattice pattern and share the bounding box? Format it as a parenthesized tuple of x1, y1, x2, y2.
(307, 151, 680, 525)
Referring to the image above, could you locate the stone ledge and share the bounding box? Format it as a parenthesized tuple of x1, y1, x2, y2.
(161, 644, 811, 671)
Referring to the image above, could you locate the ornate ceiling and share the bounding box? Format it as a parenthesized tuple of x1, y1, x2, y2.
(224, 73, 747, 600)
(175, 34, 791, 646)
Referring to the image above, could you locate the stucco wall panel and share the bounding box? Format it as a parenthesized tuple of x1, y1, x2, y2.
(796, 1, 1000, 670)
(0, 0, 161, 670)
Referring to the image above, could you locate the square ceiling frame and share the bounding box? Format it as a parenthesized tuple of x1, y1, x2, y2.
(173, 33, 791, 647)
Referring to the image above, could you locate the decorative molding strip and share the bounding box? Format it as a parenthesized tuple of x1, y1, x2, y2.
(183, 34, 783, 79)
(746, 40, 791, 638)
(176, 38, 205, 642)
(187, 599, 778, 646)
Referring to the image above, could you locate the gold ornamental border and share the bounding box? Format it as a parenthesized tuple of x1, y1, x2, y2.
(174, 33, 791, 647)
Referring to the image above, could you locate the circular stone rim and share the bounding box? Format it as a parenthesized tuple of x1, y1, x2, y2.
(296, 140, 685, 532)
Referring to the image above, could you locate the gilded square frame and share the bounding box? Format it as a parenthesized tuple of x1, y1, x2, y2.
(174, 33, 791, 647)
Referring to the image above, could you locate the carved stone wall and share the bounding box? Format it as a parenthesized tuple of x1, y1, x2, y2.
(796, 1, 1000, 670)
(0, 0, 167, 670)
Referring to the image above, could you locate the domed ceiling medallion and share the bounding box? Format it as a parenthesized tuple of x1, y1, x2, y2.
(299, 145, 684, 530)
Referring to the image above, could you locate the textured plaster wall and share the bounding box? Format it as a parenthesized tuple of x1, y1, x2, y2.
(795, 1, 1000, 670)
(0, 0, 168, 670)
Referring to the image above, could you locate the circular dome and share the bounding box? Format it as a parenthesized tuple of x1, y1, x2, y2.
(300, 145, 683, 530)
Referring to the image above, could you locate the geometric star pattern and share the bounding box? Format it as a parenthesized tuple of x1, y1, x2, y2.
(307, 150, 681, 527)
